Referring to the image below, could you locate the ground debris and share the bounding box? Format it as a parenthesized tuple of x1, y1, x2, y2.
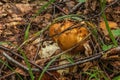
(0, 0, 120, 80)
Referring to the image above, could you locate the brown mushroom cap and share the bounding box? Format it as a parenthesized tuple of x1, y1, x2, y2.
(49, 20, 118, 53)
(49, 20, 89, 52)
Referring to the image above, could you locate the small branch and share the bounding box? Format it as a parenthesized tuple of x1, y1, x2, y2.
(49, 52, 102, 70)
(69, 2, 83, 14)
(1, 46, 120, 71)
(2, 50, 101, 71)
(90, 0, 119, 19)
(0, 72, 15, 80)
(0, 46, 57, 80)
(53, 3, 68, 15)
(3, 52, 29, 71)
(2, 52, 58, 80)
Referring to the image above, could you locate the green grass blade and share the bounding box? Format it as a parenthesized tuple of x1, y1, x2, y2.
(24, 23, 31, 41)
(0, 40, 34, 80)
(65, 56, 74, 64)
(112, 29, 120, 37)
(77, 0, 86, 3)
(24, 0, 55, 41)
(33, 0, 55, 18)
(100, 0, 118, 47)
(54, 14, 83, 22)
(0, 59, 23, 80)
(102, 44, 113, 51)
(113, 75, 120, 80)
(38, 57, 57, 80)
(21, 0, 55, 47)
(18, 49, 34, 80)
(102, 13, 118, 46)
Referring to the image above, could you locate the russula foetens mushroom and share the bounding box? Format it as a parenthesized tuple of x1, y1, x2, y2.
(49, 20, 89, 52)
(49, 20, 118, 53)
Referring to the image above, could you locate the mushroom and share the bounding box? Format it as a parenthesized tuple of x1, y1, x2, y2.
(49, 20, 118, 75)
(49, 20, 118, 53)
(49, 20, 89, 53)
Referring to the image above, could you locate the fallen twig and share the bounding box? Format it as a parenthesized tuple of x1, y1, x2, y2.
(1, 46, 120, 71)
(0, 46, 57, 80)
(69, 2, 84, 14)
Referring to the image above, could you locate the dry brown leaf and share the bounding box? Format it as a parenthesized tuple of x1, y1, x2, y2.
(79, 62, 93, 72)
(35, 58, 49, 67)
(15, 4, 32, 13)
(58, 77, 70, 80)
(100, 21, 118, 36)
(15, 68, 28, 76)
(111, 61, 120, 70)
(25, 45, 37, 60)
(39, 41, 60, 58)
(40, 71, 60, 80)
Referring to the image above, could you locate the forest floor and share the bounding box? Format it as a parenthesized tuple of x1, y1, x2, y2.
(0, 0, 120, 80)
